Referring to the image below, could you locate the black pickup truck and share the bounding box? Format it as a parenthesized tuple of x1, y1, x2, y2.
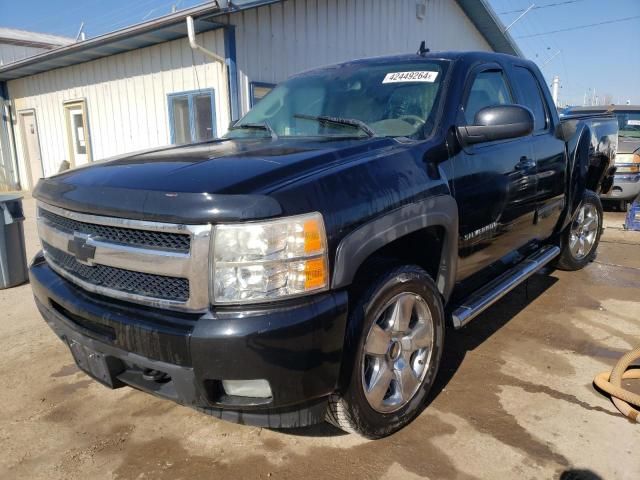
(30, 51, 617, 439)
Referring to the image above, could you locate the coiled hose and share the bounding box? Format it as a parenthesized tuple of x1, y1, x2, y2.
(593, 347, 640, 422)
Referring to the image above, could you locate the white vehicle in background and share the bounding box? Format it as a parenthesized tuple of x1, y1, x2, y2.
(566, 105, 640, 211)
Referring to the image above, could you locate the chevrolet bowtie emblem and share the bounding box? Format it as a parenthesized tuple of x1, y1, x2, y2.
(68, 233, 96, 265)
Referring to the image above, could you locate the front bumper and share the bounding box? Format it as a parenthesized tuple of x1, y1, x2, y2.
(601, 173, 640, 201)
(30, 253, 349, 427)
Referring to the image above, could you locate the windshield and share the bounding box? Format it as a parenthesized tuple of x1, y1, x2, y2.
(225, 60, 448, 140)
(615, 111, 640, 138)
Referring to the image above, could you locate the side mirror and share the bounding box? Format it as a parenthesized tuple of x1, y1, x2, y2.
(457, 104, 534, 146)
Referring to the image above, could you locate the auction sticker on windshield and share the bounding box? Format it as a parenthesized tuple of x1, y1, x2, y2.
(382, 71, 439, 83)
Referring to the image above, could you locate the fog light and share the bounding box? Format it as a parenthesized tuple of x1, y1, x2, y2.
(222, 379, 272, 398)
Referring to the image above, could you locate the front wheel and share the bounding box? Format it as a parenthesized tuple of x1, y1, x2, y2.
(557, 190, 603, 271)
(326, 265, 445, 438)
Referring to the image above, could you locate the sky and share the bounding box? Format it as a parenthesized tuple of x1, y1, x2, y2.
(487, 0, 640, 106)
(0, 0, 638, 106)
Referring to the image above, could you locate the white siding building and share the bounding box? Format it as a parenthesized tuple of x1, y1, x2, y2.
(0, 0, 520, 191)
(0, 28, 72, 190)
(0, 28, 73, 66)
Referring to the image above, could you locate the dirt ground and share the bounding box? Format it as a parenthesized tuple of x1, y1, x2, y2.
(1, 197, 639, 480)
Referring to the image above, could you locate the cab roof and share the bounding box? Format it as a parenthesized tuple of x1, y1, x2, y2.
(344, 50, 520, 64)
(295, 50, 533, 78)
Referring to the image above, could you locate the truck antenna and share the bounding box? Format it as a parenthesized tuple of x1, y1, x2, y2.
(417, 41, 430, 56)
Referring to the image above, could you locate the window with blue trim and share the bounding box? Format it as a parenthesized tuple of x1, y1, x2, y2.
(250, 82, 275, 107)
(168, 89, 217, 144)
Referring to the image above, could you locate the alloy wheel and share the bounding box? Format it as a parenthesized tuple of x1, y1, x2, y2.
(361, 292, 434, 413)
(569, 203, 599, 260)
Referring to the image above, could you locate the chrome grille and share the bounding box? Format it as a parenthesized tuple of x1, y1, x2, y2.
(36, 202, 212, 312)
(43, 241, 190, 302)
(38, 208, 190, 252)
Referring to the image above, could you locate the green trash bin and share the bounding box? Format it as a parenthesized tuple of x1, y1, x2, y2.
(0, 194, 28, 288)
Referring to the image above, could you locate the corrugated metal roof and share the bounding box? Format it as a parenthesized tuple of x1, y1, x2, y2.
(0, 0, 521, 82)
(0, 1, 280, 81)
(0, 27, 74, 49)
(455, 0, 523, 57)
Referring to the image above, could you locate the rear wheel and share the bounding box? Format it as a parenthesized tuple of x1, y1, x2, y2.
(557, 190, 603, 271)
(619, 199, 630, 212)
(326, 265, 444, 438)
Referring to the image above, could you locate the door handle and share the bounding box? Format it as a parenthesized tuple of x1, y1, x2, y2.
(516, 157, 536, 169)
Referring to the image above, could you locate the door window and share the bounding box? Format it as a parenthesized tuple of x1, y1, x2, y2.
(18, 110, 44, 189)
(71, 110, 87, 154)
(168, 90, 217, 144)
(63, 100, 92, 166)
(464, 70, 512, 124)
(512, 66, 548, 131)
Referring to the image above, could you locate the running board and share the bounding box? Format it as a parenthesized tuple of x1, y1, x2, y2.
(451, 245, 560, 329)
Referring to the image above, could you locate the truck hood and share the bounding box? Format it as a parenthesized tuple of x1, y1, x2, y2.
(34, 137, 396, 223)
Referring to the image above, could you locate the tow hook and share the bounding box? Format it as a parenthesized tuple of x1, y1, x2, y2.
(142, 368, 170, 383)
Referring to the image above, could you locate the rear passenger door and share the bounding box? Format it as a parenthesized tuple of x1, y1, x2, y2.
(453, 64, 539, 281)
(510, 65, 566, 239)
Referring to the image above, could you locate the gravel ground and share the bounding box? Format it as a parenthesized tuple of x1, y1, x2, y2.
(0, 197, 638, 479)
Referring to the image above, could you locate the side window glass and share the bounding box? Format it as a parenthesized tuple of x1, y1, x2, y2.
(464, 70, 512, 124)
(513, 66, 547, 131)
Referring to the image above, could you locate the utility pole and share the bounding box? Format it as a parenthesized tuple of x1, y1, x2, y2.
(75, 22, 85, 42)
(504, 3, 535, 32)
(551, 76, 560, 106)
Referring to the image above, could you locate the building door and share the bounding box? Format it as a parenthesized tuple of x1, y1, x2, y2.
(64, 100, 92, 166)
(17, 110, 44, 189)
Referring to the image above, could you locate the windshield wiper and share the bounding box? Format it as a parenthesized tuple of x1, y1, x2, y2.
(294, 114, 375, 138)
(230, 121, 278, 139)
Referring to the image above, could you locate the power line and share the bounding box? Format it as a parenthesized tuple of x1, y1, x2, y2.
(498, 0, 585, 15)
(504, 3, 536, 32)
(32, 0, 160, 37)
(517, 15, 640, 38)
(17, 0, 103, 35)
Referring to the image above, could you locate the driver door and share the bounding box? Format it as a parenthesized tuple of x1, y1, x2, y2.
(452, 65, 539, 280)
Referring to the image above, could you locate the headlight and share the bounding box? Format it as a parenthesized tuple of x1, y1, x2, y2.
(615, 153, 640, 174)
(211, 212, 329, 303)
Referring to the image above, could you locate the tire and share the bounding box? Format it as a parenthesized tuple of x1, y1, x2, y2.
(619, 200, 629, 212)
(326, 265, 445, 439)
(557, 190, 603, 271)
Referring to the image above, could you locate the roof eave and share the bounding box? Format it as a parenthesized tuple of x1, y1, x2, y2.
(0, 0, 280, 81)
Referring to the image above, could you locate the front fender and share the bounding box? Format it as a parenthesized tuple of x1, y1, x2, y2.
(331, 195, 458, 302)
